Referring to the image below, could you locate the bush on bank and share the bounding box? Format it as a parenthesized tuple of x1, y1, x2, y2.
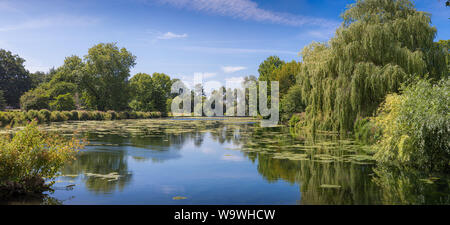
(0, 122, 84, 197)
(373, 78, 449, 172)
(0, 110, 162, 127)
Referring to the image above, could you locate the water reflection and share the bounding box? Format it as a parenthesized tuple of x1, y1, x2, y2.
(7, 119, 449, 204)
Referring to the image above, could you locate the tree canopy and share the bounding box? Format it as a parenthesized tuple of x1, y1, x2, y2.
(0, 49, 31, 107)
(296, 0, 448, 132)
(81, 43, 136, 111)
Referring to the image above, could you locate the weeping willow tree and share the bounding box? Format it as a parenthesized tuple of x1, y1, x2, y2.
(298, 0, 448, 133)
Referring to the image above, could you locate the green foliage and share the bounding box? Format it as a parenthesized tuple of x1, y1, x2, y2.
(129, 73, 154, 112)
(0, 122, 83, 196)
(38, 109, 51, 123)
(0, 49, 32, 107)
(353, 117, 381, 145)
(274, 60, 301, 96)
(26, 110, 39, 122)
(297, 0, 447, 133)
(81, 43, 136, 111)
(281, 85, 305, 121)
(20, 88, 50, 111)
(0, 90, 6, 110)
(49, 93, 76, 111)
(374, 78, 449, 172)
(50, 111, 67, 122)
(258, 56, 285, 82)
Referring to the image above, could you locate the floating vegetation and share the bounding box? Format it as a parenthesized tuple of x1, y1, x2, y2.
(85, 172, 122, 182)
(172, 196, 188, 200)
(320, 184, 342, 189)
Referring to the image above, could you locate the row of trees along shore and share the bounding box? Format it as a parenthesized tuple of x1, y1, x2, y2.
(0, 43, 177, 117)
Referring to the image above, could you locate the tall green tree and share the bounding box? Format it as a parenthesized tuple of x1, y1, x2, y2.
(258, 56, 285, 82)
(151, 73, 173, 114)
(298, 0, 447, 132)
(81, 43, 136, 111)
(274, 61, 301, 96)
(0, 49, 31, 107)
(129, 73, 154, 112)
(0, 90, 6, 110)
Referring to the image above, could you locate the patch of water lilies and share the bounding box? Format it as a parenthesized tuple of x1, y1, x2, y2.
(0, 117, 376, 166)
(84, 172, 122, 182)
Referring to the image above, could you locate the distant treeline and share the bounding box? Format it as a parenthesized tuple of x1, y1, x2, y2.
(0, 110, 162, 128)
(0, 43, 178, 115)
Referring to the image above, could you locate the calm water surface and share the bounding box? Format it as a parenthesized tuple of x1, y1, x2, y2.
(4, 118, 450, 205)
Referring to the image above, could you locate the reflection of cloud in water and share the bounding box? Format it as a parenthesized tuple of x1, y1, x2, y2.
(201, 147, 216, 154)
(126, 146, 182, 163)
(221, 154, 245, 162)
(160, 185, 185, 195)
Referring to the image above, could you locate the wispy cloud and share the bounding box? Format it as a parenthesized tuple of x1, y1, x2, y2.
(181, 46, 298, 55)
(0, 1, 19, 12)
(194, 72, 216, 79)
(155, 0, 337, 27)
(157, 31, 188, 40)
(225, 76, 245, 89)
(0, 15, 100, 32)
(222, 66, 246, 73)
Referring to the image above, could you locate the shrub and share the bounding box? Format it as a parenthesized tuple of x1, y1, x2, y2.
(26, 110, 39, 122)
(50, 111, 67, 122)
(12, 111, 27, 127)
(106, 110, 117, 120)
(61, 111, 73, 121)
(0, 112, 13, 127)
(118, 111, 129, 120)
(70, 110, 79, 120)
(49, 93, 75, 111)
(20, 88, 50, 111)
(38, 109, 51, 123)
(0, 122, 84, 197)
(353, 117, 382, 145)
(128, 111, 137, 119)
(136, 112, 145, 119)
(92, 111, 103, 120)
(78, 111, 89, 121)
(374, 78, 449, 172)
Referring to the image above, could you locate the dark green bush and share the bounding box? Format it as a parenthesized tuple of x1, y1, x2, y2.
(38, 109, 51, 123)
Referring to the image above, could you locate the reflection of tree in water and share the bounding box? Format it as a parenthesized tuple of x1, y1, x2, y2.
(252, 152, 381, 205)
(242, 126, 450, 205)
(372, 166, 450, 205)
(209, 124, 253, 146)
(61, 150, 132, 194)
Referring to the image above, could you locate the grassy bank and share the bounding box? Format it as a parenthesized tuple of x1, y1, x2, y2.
(0, 110, 162, 128)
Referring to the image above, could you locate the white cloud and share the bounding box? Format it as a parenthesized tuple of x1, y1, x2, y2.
(0, 1, 19, 12)
(225, 76, 245, 90)
(222, 66, 246, 73)
(194, 72, 216, 79)
(0, 15, 100, 32)
(155, 0, 337, 27)
(157, 32, 188, 40)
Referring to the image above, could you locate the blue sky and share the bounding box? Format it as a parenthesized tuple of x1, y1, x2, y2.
(0, 0, 448, 89)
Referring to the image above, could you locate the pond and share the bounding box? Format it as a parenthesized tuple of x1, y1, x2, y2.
(2, 118, 449, 205)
